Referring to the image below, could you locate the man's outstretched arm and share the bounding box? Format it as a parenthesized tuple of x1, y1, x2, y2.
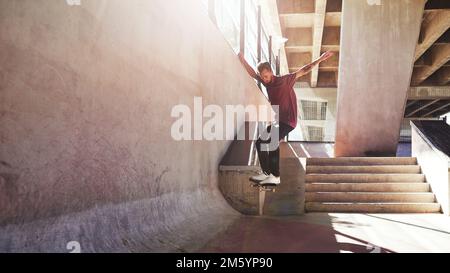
(238, 52, 259, 80)
(294, 51, 334, 79)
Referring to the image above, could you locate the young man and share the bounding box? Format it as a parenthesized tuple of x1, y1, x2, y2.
(238, 51, 334, 185)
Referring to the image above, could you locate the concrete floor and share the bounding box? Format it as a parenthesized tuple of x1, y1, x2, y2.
(200, 213, 450, 253)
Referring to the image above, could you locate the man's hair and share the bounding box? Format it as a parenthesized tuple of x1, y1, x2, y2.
(257, 62, 272, 74)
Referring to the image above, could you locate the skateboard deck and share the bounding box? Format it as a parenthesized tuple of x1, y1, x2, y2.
(249, 180, 277, 192)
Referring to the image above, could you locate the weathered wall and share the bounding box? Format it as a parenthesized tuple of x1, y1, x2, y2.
(0, 0, 269, 252)
(335, 0, 425, 156)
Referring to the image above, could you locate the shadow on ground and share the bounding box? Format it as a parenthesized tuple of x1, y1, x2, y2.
(199, 215, 394, 253)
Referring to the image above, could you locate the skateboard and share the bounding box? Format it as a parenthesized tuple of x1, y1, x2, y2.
(249, 179, 277, 192)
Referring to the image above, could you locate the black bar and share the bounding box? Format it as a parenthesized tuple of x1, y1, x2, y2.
(240, 0, 245, 54)
(208, 0, 216, 25)
(0, 253, 434, 272)
(276, 50, 280, 76)
(257, 5, 262, 89)
(257, 5, 261, 63)
(268, 35, 272, 66)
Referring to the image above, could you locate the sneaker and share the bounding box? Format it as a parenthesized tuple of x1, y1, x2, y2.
(260, 174, 280, 185)
(250, 172, 269, 182)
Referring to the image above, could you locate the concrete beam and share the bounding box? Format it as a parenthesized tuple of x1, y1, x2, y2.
(408, 86, 450, 99)
(422, 102, 450, 117)
(325, 12, 341, 27)
(280, 12, 341, 28)
(436, 66, 450, 85)
(277, 0, 315, 14)
(436, 28, 450, 44)
(322, 26, 341, 46)
(289, 65, 338, 72)
(285, 27, 312, 46)
(311, 0, 327, 88)
(414, 53, 433, 67)
(403, 117, 439, 121)
(319, 66, 339, 72)
(287, 52, 312, 68)
(406, 99, 440, 117)
(435, 108, 450, 117)
(279, 13, 314, 28)
(412, 44, 450, 85)
(415, 9, 450, 61)
(284, 25, 340, 74)
(285, 44, 340, 53)
(317, 71, 338, 87)
(285, 45, 312, 53)
(407, 100, 418, 107)
(322, 45, 340, 52)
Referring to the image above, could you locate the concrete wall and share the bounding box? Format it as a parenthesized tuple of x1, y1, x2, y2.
(411, 123, 450, 215)
(0, 0, 269, 252)
(335, 0, 425, 156)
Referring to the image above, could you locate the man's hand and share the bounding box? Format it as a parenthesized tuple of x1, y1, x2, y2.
(294, 51, 334, 79)
(319, 51, 334, 62)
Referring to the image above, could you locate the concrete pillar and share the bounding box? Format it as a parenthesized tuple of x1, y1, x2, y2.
(334, 0, 426, 157)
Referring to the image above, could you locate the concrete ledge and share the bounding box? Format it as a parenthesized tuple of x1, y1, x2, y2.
(219, 157, 305, 216)
(219, 165, 261, 172)
(411, 121, 450, 215)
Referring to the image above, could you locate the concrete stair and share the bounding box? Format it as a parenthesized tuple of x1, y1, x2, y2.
(306, 173, 426, 183)
(306, 165, 421, 174)
(305, 157, 441, 213)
